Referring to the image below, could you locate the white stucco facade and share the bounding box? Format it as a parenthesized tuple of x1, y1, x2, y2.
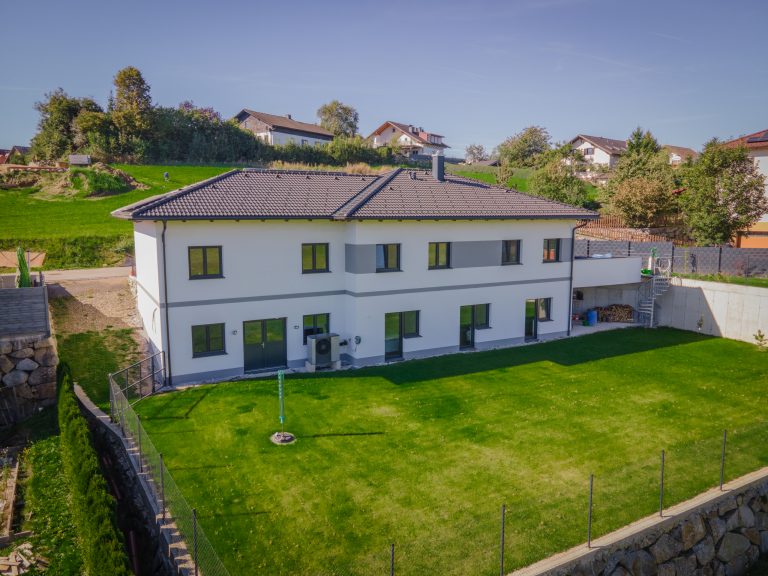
(750, 150, 768, 222)
(572, 138, 619, 167)
(131, 218, 641, 385)
(369, 124, 446, 156)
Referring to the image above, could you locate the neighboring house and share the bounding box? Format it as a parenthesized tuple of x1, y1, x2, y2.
(724, 129, 768, 248)
(569, 135, 627, 168)
(114, 157, 641, 386)
(0, 150, 9, 165)
(235, 109, 334, 147)
(367, 121, 449, 158)
(663, 145, 698, 166)
(472, 158, 500, 167)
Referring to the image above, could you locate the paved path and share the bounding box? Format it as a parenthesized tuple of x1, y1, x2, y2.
(42, 266, 131, 282)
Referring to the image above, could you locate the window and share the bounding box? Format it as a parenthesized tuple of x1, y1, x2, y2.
(543, 239, 561, 262)
(303, 313, 330, 344)
(302, 139, 309, 146)
(302, 243, 329, 273)
(402, 310, 420, 338)
(537, 298, 552, 321)
(192, 323, 225, 357)
(474, 303, 490, 329)
(188, 246, 222, 279)
(376, 244, 401, 272)
(428, 242, 451, 269)
(583, 147, 595, 156)
(501, 240, 521, 265)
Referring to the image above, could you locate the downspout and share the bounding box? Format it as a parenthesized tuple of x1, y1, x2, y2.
(161, 220, 173, 386)
(567, 219, 589, 336)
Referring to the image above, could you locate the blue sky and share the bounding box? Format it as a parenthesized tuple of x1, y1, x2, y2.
(2, 0, 766, 153)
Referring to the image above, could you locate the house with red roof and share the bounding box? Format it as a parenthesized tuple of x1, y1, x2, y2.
(367, 121, 449, 159)
(724, 129, 768, 248)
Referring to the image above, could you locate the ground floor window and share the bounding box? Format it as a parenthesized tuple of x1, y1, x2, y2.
(402, 310, 420, 338)
(192, 323, 226, 357)
(303, 313, 330, 344)
(537, 298, 552, 321)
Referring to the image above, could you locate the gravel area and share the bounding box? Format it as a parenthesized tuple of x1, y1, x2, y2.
(48, 277, 140, 335)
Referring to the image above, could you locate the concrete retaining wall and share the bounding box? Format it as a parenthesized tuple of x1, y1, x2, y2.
(655, 279, 768, 344)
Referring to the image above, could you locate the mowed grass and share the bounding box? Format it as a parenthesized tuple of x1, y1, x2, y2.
(0, 165, 230, 240)
(136, 329, 768, 576)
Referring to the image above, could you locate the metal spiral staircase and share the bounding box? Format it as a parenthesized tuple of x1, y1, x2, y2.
(637, 257, 672, 328)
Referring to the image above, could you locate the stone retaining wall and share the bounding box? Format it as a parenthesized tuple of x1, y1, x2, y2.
(0, 334, 58, 425)
(520, 473, 768, 576)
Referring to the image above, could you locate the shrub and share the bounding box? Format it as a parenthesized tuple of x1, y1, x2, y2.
(57, 363, 132, 576)
(610, 176, 676, 227)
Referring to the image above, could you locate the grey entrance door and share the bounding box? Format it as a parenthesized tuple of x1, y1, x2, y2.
(459, 305, 475, 349)
(384, 312, 403, 360)
(525, 299, 538, 341)
(243, 318, 287, 372)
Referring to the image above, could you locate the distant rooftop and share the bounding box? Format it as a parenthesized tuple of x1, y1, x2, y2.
(235, 109, 334, 139)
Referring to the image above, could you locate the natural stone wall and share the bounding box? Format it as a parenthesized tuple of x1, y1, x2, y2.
(542, 478, 768, 576)
(0, 334, 58, 422)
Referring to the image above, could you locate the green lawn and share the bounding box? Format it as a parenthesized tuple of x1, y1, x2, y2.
(136, 329, 768, 576)
(0, 165, 230, 268)
(675, 273, 768, 289)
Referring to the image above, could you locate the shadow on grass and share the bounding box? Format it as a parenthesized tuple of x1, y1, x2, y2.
(142, 387, 211, 419)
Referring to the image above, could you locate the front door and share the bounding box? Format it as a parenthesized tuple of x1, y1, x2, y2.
(243, 318, 287, 372)
(384, 312, 403, 360)
(459, 305, 475, 349)
(525, 299, 538, 341)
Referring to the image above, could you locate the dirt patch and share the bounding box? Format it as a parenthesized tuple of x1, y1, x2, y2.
(48, 277, 140, 335)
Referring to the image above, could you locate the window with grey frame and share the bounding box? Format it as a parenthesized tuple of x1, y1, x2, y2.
(303, 313, 330, 344)
(537, 298, 552, 321)
(502, 240, 521, 265)
(428, 242, 451, 269)
(542, 239, 561, 262)
(376, 243, 401, 272)
(302, 243, 329, 273)
(188, 246, 223, 279)
(191, 323, 226, 357)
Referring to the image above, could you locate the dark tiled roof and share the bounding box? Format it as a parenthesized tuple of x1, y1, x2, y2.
(663, 145, 699, 160)
(114, 168, 597, 221)
(236, 109, 334, 138)
(570, 134, 628, 155)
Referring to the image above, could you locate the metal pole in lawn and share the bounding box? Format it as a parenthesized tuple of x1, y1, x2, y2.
(500, 504, 506, 576)
(390, 543, 395, 576)
(720, 430, 727, 490)
(659, 450, 665, 517)
(587, 474, 594, 548)
(193, 508, 198, 576)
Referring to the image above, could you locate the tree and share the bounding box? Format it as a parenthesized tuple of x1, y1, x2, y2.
(111, 66, 152, 148)
(317, 100, 358, 137)
(465, 144, 488, 164)
(626, 126, 661, 155)
(679, 140, 768, 245)
(30, 89, 103, 160)
(528, 158, 589, 207)
(496, 126, 551, 168)
(611, 177, 676, 227)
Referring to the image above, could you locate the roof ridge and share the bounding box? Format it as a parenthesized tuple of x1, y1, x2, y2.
(243, 168, 380, 178)
(127, 169, 240, 219)
(333, 168, 402, 220)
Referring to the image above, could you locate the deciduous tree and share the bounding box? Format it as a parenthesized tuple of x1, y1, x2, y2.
(465, 143, 488, 164)
(317, 100, 358, 137)
(30, 89, 102, 160)
(111, 66, 152, 148)
(611, 177, 676, 227)
(496, 126, 551, 168)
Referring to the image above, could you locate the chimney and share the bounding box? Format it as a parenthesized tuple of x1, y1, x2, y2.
(432, 154, 445, 182)
(286, 114, 292, 120)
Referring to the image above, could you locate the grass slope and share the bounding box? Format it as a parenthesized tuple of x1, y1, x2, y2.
(136, 329, 768, 576)
(675, 273, 768, 290)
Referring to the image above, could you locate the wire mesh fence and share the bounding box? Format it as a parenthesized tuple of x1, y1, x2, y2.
(109, 362, 231, 576)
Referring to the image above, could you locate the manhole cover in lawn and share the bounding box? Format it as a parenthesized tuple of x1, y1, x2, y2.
(270, 432, 296, 445)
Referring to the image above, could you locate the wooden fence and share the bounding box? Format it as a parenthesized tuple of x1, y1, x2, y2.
(580, 215, 692, 245)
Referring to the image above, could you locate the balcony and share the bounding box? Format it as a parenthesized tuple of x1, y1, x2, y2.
(572, 256, 642, 288)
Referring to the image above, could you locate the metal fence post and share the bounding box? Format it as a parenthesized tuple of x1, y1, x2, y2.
(150, 354, 155, 394)
(587, 474, 594, 548)
(193, 508, 199, 576)
(109, 374, 114, 421)
(720, 429, 727, 490)
(659, 450, 665, 517)
(500, 504, 506, 576)
(670, 245, 675, 274)
(137, 414, 143, 473)
(717, 246, 723, 275)
(160, 453, 166, 524)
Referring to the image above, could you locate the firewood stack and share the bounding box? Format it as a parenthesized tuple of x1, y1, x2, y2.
(595, 304, 635, 323)
(0, 543, 47, 575)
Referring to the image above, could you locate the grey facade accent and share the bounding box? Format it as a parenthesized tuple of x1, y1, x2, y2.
(172, 366, 245, 386)
(450, 241, 502, 268)
(560, 238, 572, 262)
(0, 287, 49, 338)
(344, 244, 377, 274)
(164, 277, 571, 309)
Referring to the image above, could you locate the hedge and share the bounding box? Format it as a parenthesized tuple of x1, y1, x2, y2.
(57, 363, 132, 576)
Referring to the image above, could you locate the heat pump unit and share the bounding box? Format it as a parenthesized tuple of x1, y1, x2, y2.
(307, 333, 340, 371)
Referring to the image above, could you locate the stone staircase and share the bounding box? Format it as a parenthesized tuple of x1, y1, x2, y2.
(638, 258, 672, 328)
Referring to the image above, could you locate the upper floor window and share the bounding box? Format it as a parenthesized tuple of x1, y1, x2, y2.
(188, 246, 222, 279)
(501, 240, 521, 265)
(192, 323, 226, 357)
(302, 243, 329, 273)
(428, 242, 451, 269)
(583, 147, 595, 156)
(376, 244, 401, 272)
(543, 239, 561, 263)
(303, 313, 330, 344)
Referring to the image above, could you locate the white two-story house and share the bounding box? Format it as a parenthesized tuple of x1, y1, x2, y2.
(114, 157, 641, 386)
(367, 121, 449, 158)
(569, 134, 628, 168)
(235, 109, 334, 146)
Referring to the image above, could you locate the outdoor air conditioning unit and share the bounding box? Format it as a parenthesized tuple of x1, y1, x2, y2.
(306, 333, 341, 372)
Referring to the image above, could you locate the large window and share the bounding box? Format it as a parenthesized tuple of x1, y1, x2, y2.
(302, 243, 329, 273)
(542, 239, 561, 263)
(188, 246, 222, 279)
(303, 313, 330, 344)
(402, 310, 420, 338)
(192, 323, 226, 357)
(376, 244, 401, 272)
(474, 304, 490, 329)
(428, 242, 451, 269)
(502, 240, 521, 265)
(537, 298, 552, 321)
